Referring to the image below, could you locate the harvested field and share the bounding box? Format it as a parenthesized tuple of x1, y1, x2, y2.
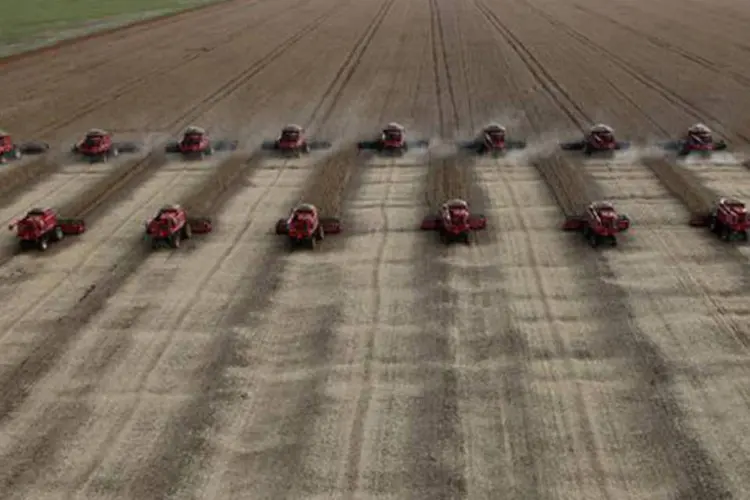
(3, 0, 750, 498)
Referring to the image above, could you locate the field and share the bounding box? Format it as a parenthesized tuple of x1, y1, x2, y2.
(0, 0, 219, 53)
(1, 0, 750, 498)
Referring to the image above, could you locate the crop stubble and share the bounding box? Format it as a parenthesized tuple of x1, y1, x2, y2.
(1, 0, 750, 498)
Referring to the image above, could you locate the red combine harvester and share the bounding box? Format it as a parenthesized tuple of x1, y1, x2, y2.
(261, 124, 332, 157)
(459, 123, 527, 156)
(8, 208, 85, 251)
(71, 128, 140, 162)
(164, 126, 238, 159)
(661, 123, 728, 158)
(0, 130, 48, 163)
(690, 197, 749, 241)
(563, 201, 631, 247)
(560, 124, 631, 157)
(420, 199, 487, 244)
(357, 122, 430, 156)
(274, 203, 341, 249)
(144, 204, 212, 249)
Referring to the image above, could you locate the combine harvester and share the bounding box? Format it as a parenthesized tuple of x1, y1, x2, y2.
(642, 157, 750, 242)
(533, 152, 633, 248)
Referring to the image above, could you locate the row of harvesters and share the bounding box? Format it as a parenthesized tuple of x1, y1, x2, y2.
(0, 121, 732, 164)
(561, 196, 750, 248)
(273, 199, 487, 249)
(7, 195, 747, 254)
(7, 205, 212, 252)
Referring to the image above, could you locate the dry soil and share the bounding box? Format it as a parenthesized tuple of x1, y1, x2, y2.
(1, 0, 750, 498)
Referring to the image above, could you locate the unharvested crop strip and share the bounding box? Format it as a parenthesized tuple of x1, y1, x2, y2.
(0, 152, 169, 270)
(415, 154, 474, 500)
(401, 0, 472, 494)
(0, 0, 342, 265)
(474, 1, 733, 495)
(338, 7, 458, 491)
(0, 155, 60, 209)
(120, 2, 398, 494)
(2, 0, 336, 201)
(428, 1, 545, 495)
(162, 1, 348, 130)
(0, 150, 267, 496)
(0, 149, 263, 420)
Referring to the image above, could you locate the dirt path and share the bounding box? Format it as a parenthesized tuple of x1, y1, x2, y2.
(2, 0, 750, 498)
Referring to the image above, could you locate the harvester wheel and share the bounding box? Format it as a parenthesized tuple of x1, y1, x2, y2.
(308, 237, 316, 250)
(588, 232, 599, 247)
(170, 233, 181, 248)
(38, 238, 48, 251)
(709, 216, 719, 233)
(317, 226, 325, 241)
(182, 223, 192, 240)
(52, 227, 64, 242)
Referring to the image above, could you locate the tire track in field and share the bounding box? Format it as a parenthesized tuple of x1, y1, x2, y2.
(0, 2, 357, 493)
(491, 0, 750, 289)
(338, 4, 437, 490)
(429, 0, 461, 136)
(74, 163, 293, 500)
(515, 0, 750, 144)
(433, 3, 545, 494)
(120, 2, 397, 494)
(0, 152, 268, 499)
(3, 0, 267, 85)
(474, 1, 733, 497)
(0, 170, 202, 495)
(23, 0, 313, 137)
(0, 150, 265, 419)
(1, 0, 340, 203)
(569, 4, 750, 107)
(405, 0, 470, 495)
(0, 0, 343, 270)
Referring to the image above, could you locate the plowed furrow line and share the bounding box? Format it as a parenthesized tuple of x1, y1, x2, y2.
(27, 0, 314, 137)
(118, 2, 396, 492)
(473, 0, 588, 132)
(0, 0, 339, 203)
(304, 0, 395, 129)
(570, 4, 750, 100)
(515, 0, 750, 144)
(429, 0, 460, 135)
(0, 2, 343, 269)
(169, 2, 346, 130)
(475, 1, 732, 497)
(2, 0, 266, 81)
